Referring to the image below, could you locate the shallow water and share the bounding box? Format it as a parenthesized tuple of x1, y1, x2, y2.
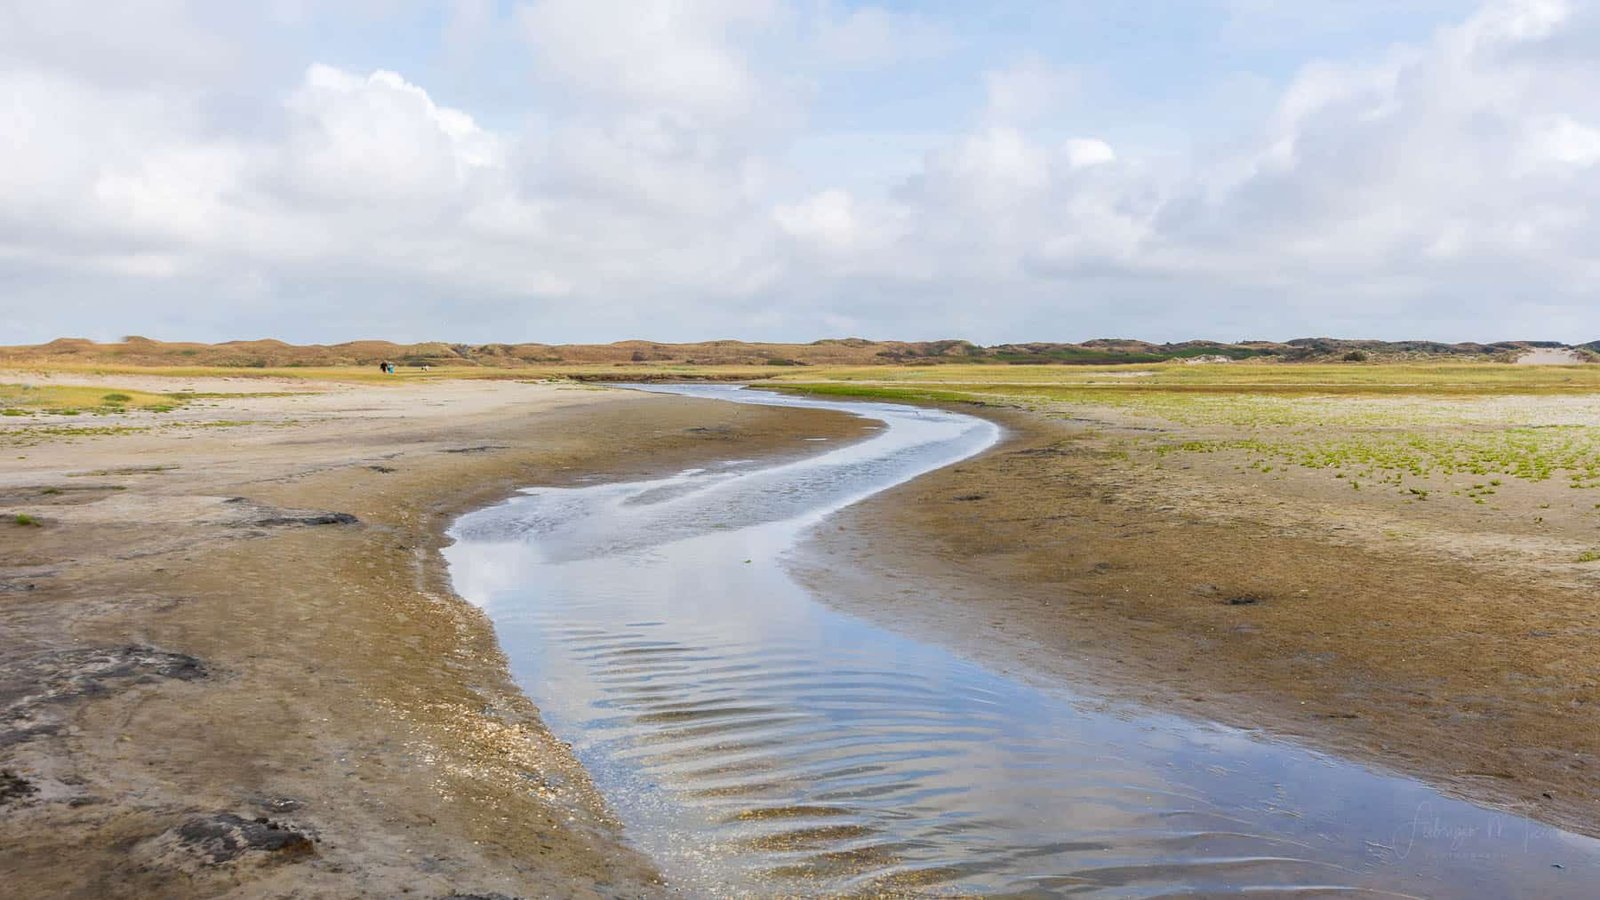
(446, 384, 1599, 897)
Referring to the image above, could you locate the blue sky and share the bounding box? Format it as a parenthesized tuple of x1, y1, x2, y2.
(3, 1, 1598, 344)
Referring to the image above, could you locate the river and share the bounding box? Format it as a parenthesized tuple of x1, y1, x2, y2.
(445, 384, 1597, 897)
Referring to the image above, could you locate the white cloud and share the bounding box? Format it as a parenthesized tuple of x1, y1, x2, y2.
(983, 57, 1078, 125)
(813, 6, 952, 69)
(2, 0, 1600, 344)
(0, 66, 248, 275)
(1459, 0, 1571, 45)
(278, 65, 503, 205)
(1519, 115, 1600, 169)
(0, 0, 240, 86)
(774, 189, 857, 249)
(517, 0, 785, 124)
(1063, 138, 1116, 169)
(773, 188, 907, 268)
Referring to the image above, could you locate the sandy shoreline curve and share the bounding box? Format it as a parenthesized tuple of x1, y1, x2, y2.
(1, 376, 870, 898)
(794, 399, 1600, 840)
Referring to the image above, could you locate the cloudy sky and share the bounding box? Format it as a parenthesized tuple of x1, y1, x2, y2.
(4, 0, 1599, 344)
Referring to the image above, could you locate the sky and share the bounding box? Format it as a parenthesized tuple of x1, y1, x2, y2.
(3, 0, 1599, 345)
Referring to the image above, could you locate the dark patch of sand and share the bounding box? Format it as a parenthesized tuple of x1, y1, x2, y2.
(1, 379, 870, 898)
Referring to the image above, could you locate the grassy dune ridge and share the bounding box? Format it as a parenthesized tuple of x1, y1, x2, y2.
(4, 334, 1594, 372)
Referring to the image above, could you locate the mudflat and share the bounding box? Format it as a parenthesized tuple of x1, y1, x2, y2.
(798, 391, 1600, 839)
(0, 375, 867, 898)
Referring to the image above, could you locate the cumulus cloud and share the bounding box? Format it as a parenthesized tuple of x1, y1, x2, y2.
(274, 65, 504, 214)
(518, 0, 786, 124)
(0, 0, 241, 86)
(2, 0, 1599, 343)
(1063, 138, 1116, 169)
(1154, 0, 1600, 288)
(983, 57, 1079, 125)
(774, 189, 858, 249)
(752, 0, 1600, 340)
(1519, 115, 1600, 169)
(812, 5, 953, 69)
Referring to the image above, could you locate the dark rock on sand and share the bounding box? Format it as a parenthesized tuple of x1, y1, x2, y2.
(1, 646, 207, 747)
(173, 813, 314, 864)
(252, 511, 360, 526)
(0, 769, 38, 805)
(4, 646, 206, 704)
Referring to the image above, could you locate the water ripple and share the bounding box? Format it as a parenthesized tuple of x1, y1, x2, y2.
(447, 385, 1598, 897)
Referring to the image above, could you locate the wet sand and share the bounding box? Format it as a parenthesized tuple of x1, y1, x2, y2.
(798, 401, 1600, 840)
(10, 371, 1599, 893)
(0, 376, 869, 898)
(447, 384, 1600, 896)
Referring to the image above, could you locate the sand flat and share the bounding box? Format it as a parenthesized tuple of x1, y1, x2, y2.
(797, 396, 1600, 840)
(0, 375, 869, 898)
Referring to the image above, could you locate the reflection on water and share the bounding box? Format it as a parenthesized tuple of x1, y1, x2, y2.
(446, 385, 1598, 897)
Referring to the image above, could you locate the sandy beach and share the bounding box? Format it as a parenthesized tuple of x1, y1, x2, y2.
(0, 375, 868, 898)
